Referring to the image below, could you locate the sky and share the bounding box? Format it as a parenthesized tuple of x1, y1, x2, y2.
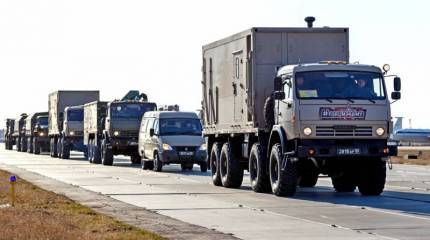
(0, 0, 429, 129)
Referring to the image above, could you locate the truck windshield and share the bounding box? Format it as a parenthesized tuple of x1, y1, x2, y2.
(67, 109, 84, 121)
(294, 71, 386, 100)
(159, 118, 202, 136)
(37, 117, 48, 126)
(111, 103, 156, 119)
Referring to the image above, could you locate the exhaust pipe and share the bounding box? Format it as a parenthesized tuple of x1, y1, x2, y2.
(305, 16, 315, 28)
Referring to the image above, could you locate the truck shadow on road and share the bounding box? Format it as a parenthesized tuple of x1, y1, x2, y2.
(294, 186, 430, 217)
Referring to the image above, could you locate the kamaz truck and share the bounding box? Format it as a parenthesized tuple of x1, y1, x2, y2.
(5, 119, 15, 150)
(84, 91, 157, 166)
(23, 112, 49, 154)
(201, 17, 401, 197)
(12, 114, 28, 152)
(48, 91, 99, 159)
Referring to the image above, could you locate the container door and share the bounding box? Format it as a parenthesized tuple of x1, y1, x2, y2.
(233, 51, 244, 122)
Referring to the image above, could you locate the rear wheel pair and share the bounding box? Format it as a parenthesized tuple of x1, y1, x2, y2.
(88, 139, 101, 164)
(57, 137, 70, 159)
(101, 139, 113, 166)
(210, 142, 243, 188)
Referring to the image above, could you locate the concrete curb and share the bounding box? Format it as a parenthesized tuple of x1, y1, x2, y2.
(0, 163, 239, 240)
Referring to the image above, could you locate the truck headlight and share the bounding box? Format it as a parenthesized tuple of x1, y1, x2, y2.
(70, 131, 75, 136)
(376, 127, 385, 136)
(39, 132, 44, 137)
(113, 131, 120, 136)
(199, 143, 207, 151)
(162, 143, 172, 151)
(303, 127, 312, 136)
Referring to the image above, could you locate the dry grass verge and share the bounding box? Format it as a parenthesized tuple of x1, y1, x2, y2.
(0, 170, 164, 240)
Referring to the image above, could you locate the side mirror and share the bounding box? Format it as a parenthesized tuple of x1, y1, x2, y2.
(273, 91, 286, 100)
(394, 77, 401, 91)
(149, 128, 155, 137)
(391, 91, 401, 100)
(274, 77, 282, 91)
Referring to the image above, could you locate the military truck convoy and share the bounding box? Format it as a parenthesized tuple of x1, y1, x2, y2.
(3, 17, 402, 197)
(201, 17, 401, 196)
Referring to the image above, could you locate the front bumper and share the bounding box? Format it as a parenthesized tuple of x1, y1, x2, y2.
(109, 137, 139, 150)
(159, 149, 207, 164)
(295, 139, 390, 158)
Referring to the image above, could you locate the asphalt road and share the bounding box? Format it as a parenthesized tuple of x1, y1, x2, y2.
(1, 144, 430, 240)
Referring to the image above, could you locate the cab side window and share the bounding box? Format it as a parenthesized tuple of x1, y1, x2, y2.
(145, 118, 154, 134)
(153, 119, 159, 135)
(140, 118, 147, 133)
(283, 76, 292, 99)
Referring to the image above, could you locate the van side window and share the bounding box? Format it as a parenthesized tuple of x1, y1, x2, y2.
(140, 118, 147, 132)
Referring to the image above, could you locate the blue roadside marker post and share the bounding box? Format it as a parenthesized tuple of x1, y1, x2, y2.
(9, 175, 16, 207)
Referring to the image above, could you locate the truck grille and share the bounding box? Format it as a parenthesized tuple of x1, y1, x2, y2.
(316, 126, 373, 137)
(119, 131, 138, 138)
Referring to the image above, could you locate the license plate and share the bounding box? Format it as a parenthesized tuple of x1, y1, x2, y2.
(179, 151, 194, 156)
(337, 148, 361, 155)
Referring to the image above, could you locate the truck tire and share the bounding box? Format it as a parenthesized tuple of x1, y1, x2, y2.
(88, 139, 94, 162)
(50, 138, 58, 157)
(331, 172, 357, 192)
(200, 161, 208, 172)
(142, 160, 154, 170)
(249, 143, 271, 193)
(17, 137, 22, 152)
(210, 142, 222, 186)
(154, 153, 162, 172)
(93, 140, 102, 164)
(269, 144, 298, 196)
(131, 154, 141, 164)
(27, 138, 34, 153)
(101, 139, 113, 166)
(57, 138, 63, 158)
(21, 137, 28, 152)
(219, 142, 243, 188)
(358, 159, 386, 196)
(264, 96, 275, 128)
(299, 171, 319, 187)
(33, 138, 41, 155)
(5, 140, 8, 150)
(61, 138, 70, 159)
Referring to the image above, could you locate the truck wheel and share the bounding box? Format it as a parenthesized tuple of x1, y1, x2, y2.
(131, 154, 141, 164)
(33, 138, 41, 155)
(269, 144, 298, 196)
(264, 96, 275, 128)
(299, 171, 319, 188)
(21, 137, 27, 152)
(200, 161, 208, 172)
(142, 160, 154, 170)
(93, 140, 102, 164)
(61, 139, 70, 159)
(331, 171, 357, 192)
(249, 143, 271, 193)
(57, 138, 63, 158)
(210, 143, 222, 186)
(358, 159, 386, 196)
(17, 137, 22, 152)
(101, 140, 113, 166)
(88, 139, 94, 162)
(219, 142, 243, 188)
(27, 138, 34, 153)
(154, 153, 162, 172)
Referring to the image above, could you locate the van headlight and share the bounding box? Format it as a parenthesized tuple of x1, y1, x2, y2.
(199, 143, 207, 151)
(162, 143, 172, 151)
(113, 131, 120, 136)
(303, 127, 312, 136)
(376, 127, 385, 136)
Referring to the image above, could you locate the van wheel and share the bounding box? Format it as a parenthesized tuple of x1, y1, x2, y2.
(101, 139, 113, 166)
(219, 142, 243, 188)
(249, 143, 271, 193)
(154, 153, 162, 172)
(358, 159, 386, 196)
(210, 143, 222, 186)
(269, 144, 298, 196)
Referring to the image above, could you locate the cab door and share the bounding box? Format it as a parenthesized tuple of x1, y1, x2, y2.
(138, 118, 147, 157)
(144, 118, 155, 158)
(276, 77, 295, 138)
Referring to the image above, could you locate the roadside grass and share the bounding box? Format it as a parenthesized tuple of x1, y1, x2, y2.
(390, 149, 430, 166)
(0, 170, 164, 240)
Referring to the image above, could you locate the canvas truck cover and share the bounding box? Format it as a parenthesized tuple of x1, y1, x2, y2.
(202, 27, 349, 133)
(48, 91, 99, 136)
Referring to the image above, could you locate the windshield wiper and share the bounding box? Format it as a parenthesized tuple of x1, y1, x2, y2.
(349, 97, 376, 104)
(330, 97, 355, 103)
(324, 98, 333, 103)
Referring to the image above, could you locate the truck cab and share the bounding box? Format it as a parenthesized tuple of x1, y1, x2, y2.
(57, 106, 87, 159)
(268, 62, 401, 195)
(23, 112, 49, 154)
(13, 114, 28, 152)
(100, 100, 157, 165)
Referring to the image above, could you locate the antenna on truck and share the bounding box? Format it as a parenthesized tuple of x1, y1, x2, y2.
(305, 16, 315, 28)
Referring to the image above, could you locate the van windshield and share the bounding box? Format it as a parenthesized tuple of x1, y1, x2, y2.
(159, 118, 202, 136)
(111, 103, 156, 119)
(294, 71, 386, 100)
(67, 109, 84, 121)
